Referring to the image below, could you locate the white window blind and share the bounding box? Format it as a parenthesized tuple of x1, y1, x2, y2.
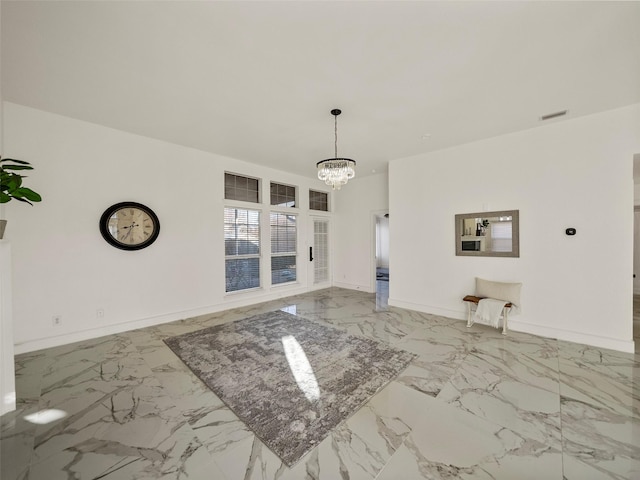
(491, 221, 512, 252)
(225, 173, 259, 203)
(270, 182, 296, 207)
(225, 208, 260, 292)
(309, 190, 329, 212)
(270, 213, 297, 285)
(313, 219, 329, 284)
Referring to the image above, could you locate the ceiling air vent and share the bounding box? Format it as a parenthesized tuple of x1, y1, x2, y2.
(540, 110, 568, 121)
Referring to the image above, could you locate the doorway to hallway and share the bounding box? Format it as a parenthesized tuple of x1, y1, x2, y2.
(633, 206, 640, 351)
(633, 295, 640, 351)
(375, 213, 389, 305)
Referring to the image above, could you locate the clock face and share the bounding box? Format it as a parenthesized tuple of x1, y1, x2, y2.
(99, 202, 160, 250)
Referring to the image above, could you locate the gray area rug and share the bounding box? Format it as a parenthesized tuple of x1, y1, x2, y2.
(164, 310, 415, 466)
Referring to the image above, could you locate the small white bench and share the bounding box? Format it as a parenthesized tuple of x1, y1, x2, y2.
(463, 278, 521, 335)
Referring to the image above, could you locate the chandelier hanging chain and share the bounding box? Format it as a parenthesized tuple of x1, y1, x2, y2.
(334, 113, 338, 158)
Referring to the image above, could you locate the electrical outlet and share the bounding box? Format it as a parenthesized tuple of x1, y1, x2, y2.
(96, 308, 104, 319)
(52, 315, 62, 327)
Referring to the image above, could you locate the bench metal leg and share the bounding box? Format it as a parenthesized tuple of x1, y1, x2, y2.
(502, 307, 509, 335)
(465, 300, 510, 334)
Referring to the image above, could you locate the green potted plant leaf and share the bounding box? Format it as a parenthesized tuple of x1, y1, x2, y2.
(0, 156, 42, 239)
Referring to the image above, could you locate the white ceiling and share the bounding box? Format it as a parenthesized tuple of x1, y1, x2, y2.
(2, 1, 639, 180)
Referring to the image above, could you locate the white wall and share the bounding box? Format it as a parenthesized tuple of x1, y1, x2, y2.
(0, 2, 17, 414)
(389, 104, 640, 353)
(634, 184, 640, 205)
(3, 102, 331, 353)
(6, 101, 637, 354)
(333, 173, 389, 292)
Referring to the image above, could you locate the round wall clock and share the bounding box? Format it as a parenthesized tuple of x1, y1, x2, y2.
(99, 202, 160, 250)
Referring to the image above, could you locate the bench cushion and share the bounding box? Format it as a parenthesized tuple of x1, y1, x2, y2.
(475, 277, 521, 306)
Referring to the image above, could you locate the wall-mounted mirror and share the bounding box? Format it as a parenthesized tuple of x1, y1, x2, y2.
(455, 210, 519, 257)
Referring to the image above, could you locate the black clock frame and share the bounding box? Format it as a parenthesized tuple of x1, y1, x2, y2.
(99, 201, 160, 251)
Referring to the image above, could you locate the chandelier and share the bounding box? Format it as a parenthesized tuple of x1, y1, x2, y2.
(317, 109, 356, 190)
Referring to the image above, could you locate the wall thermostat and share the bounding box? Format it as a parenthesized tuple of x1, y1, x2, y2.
(565, 228, 576, 236)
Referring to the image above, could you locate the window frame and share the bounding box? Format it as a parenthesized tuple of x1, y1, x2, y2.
(270, 211, 298, 286)
(224, 206, 262, 293)
(225, 172, 261, 204)
(270, 181, 297, 208)
(309, 189, 330, 212)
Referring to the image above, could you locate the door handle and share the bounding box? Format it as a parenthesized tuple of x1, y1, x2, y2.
(309, 246, 314, 262)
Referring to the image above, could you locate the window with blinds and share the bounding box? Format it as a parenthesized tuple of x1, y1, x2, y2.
(224, 208, 260, 292)
(270, 182, 296, 208)
(491, 221, 512, 252)
(225, 173, 260, 203)
(309, 190, 329, 211)
(313, 219, 329, 284)
(270, 212, 297, 285)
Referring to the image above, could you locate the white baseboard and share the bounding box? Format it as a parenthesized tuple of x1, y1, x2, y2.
(16, 289, 636, 355)
(508, 320, 635, 353)
(14, 284, 312, 355)
(14, 307, 212, 355)
(388, 298, 466, 321)
(388, 298, 635, 354)
(333, 281, 375, 294)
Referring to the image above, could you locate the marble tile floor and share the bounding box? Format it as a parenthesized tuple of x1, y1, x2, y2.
(1, 287, 638, 480)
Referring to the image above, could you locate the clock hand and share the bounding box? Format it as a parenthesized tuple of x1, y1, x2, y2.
(120, 222, 141, 241)
(121, 223, 136, 239)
